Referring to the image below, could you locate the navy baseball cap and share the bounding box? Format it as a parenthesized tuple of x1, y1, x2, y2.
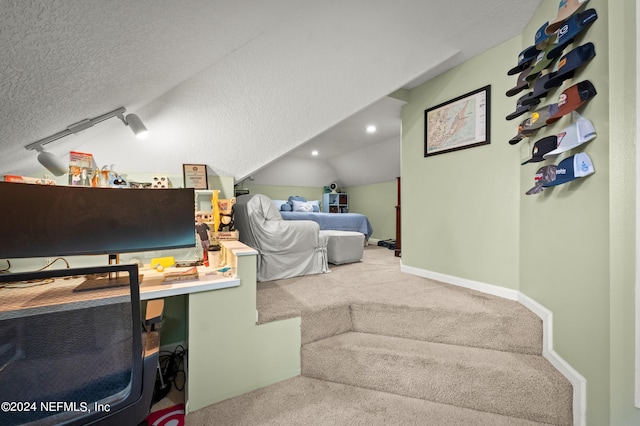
(535, 22, 554, 50)
(544, 43, 595, 89)
(521, 136, 558, 165)
(547, 9, 598, 60)
(526, 165, 557, 195)
(543, 152, 594, 187)
(546, 0, 590, 35)
(506, 67, 532, 97)
(506, 94, 534, 121)
(508, 46, 539, 76)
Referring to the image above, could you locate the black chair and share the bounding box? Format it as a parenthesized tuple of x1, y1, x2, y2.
(0, 263, 161, 426)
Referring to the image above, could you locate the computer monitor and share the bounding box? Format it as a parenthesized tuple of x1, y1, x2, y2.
(0, 182, 196, 259)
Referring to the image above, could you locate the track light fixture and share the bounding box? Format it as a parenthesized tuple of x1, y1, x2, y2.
(33, 144, 67, 176)
(117, 112, 149, 139)
(24, 107, 149, 175)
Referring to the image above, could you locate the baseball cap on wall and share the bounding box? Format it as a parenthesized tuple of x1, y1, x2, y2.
(506, 67, 533, 97)
(526, 165, 557, 195)
(546, 80, 597, 124)
(522, 136, 558, 165)
(525, 45, 557, 83)
(544, 113, 596, 158)
(546, 0, 590, 35)
(535, 22, 554, 50)
(520, 74, 554, 106)
(508, 45, 540, 76)
(547, 9, 598, 60)
(506, 94, 535, 121)
(509, 104, 559, 145)
(543, 152, 594, 187)
(544, 42, 596, 89)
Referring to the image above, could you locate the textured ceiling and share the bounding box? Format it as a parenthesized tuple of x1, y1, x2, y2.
(0, 0, 542, 186)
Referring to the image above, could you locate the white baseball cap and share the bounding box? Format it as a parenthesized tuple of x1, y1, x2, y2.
(543, 113, 596, 158)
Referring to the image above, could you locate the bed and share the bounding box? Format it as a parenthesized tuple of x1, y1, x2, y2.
(272, 198, 374, 240)
(280, 211, 373, 240)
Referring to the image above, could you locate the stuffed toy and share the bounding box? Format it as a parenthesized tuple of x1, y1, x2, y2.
(217, 197, 236, 231)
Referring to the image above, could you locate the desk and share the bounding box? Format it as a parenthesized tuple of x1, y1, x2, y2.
(0, 241, 301, 414)
(0, 264, 239, 321)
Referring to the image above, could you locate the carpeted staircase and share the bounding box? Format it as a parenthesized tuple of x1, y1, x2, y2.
(188, 300, 573, 425)
(302, 303, 572, 425)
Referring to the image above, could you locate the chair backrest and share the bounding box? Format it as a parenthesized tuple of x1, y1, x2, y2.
(0, 263, 155, 426)
(233, 194, 283, 249)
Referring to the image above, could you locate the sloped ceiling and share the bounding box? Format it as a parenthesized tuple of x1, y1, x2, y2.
(0, 0, 541, 186)
(250, 95, 404, 188)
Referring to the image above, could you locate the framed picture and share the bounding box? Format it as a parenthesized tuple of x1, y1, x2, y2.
(183, 164, 208, 189)
(424, 85, 491, 157)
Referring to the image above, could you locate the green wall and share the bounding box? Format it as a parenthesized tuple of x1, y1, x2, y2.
(344, 180, 397, 241)
(402, 40, 521, 290)
(606, 2, 637, 425)
(401, 0, 639, 424)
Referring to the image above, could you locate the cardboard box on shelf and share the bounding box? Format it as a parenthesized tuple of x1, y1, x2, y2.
(68, 151, 94, 186)
(213, 230, 239, 241)
(4, 175, 56, 185)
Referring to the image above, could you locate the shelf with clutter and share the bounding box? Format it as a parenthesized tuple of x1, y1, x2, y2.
(2, 152, 238, 274)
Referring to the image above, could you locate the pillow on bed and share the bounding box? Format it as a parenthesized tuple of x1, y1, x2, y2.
(308, 200, 321, 213)
(286, 195, 307, 211)
(291, 199, 314, 212)
(271, 199, 289, 211)
(280, 203, 292, 211)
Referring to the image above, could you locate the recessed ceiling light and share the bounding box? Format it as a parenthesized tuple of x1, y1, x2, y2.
(311, 150, 319, 156)
(366, 125, 377, 134)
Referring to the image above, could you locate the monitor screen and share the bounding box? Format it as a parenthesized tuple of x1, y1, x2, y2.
(0, 182, 196, 259)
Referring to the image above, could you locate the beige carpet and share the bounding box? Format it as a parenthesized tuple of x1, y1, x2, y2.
(256, 245, 542, 355)
(187, 245, 572, 425)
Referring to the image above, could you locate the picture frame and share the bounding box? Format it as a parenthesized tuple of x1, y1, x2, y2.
(424, 85, 491, 157)
(183, 164, 208, 189)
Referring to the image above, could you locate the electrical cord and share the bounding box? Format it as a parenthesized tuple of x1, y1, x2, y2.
(0, 257, 70, 275)
(159, 345, 186, 391)
(37, 257, 70, 271)
(153, 345, 186, 403)
(0, 259, 10, 273)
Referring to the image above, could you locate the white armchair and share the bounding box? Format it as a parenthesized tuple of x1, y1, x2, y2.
(233, 194, 329, 281)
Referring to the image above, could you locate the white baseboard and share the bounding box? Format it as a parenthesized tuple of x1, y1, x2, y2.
(517, 294, 586, 426)
(400, 264, 520, 301)
(400, 263, 586, 426)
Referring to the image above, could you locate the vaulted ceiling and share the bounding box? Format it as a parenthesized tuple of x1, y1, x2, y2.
(1, 0, 541, 186)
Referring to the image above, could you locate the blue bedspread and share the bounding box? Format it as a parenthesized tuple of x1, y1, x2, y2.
(280, 211, 373, 239)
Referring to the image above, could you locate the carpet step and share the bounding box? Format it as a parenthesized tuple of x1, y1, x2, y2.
(302, 332, 572, 425)
(301, 302, 543, 355)
(187, 376, 554, 426)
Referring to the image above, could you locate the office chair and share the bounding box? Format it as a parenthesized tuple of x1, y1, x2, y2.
(0, 264, 161, 426)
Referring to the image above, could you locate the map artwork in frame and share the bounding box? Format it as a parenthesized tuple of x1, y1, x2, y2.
(424, 85, 491, 157)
